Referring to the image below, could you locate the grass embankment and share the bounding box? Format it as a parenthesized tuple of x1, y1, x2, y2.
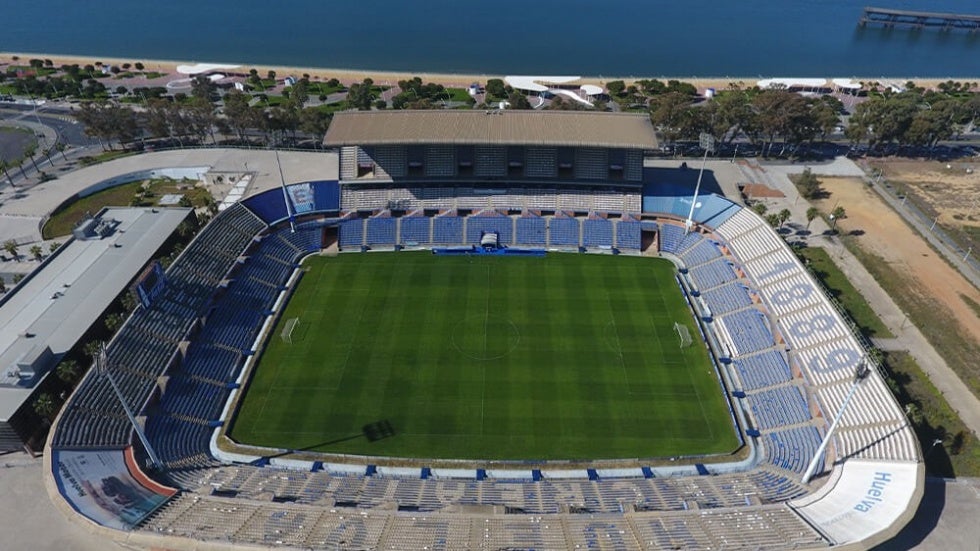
(793, 246, 893, 339)
(42, 178, 212, 238)
(845, 243, 980, 399)
(231, 253, 738, 461)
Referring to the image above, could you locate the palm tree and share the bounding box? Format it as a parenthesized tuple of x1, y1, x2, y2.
(29, 244, 42, 261)
(3, 240, 18, 260)
(806, 207, 819, 230)
(0, 160, 13, 187)
(83, 341, 104, 362)
(830, 206, 846, 233)
(49, 241, 62, 253)
(778, 209, 791, 229)
(33, 393, 57, 419)
(56, 359, 80, 384)
(105, 312, 125, 333)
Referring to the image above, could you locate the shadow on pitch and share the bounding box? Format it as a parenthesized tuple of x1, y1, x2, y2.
(263, 419, 397, 460)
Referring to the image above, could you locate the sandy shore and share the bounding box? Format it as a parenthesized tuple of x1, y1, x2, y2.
(2, 51, 973, 91)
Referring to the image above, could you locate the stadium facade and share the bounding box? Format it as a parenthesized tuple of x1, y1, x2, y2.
(43, 112, 923, 550)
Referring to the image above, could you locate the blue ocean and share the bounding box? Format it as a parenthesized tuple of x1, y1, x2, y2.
(2, 0, 979, 76)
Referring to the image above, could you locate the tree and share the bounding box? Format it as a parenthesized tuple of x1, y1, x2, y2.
(75, 101, 140, 149)
(346, 78, 376, 110)
(751, 203, 768, 216)
(29, 244, 42, 261)
(778, 209, 791, 228)
(0, 278, 5, 293)
(765, 213, 781, 228)
(830, 206, 846, 232)
(796, 168, 821, 199)
(33, 393, 57, 419)
(3, 240, 18, 260)
(134, 62, 145, 71)
(83, 341, 103, 362)
(606, 80, 626, 98)
(221, 90, 261, 142)
(190, 75, 217, 102)
(298, 107, 332, 139)
(806, 207, 819, 229)
(485, 78, 506, 98)
(506, 90, 531, 110)
(56, 359, 80, 384)
(105, 312, 126, 333)
(649, 92, 693, 144)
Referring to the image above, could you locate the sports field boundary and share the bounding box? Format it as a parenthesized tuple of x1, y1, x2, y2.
(215, 249, 752, 471)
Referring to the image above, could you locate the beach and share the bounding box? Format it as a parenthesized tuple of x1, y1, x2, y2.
(2, 52, 968, 93)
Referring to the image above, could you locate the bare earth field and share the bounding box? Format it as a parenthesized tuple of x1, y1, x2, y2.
(814, 176, 980, 391)
(869, 160, 980, 258)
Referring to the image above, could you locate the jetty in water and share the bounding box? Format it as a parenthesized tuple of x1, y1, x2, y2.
(859, 7, 980, 31)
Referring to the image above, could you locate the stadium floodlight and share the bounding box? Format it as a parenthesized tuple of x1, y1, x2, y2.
(276, 151, 296, 233)
(96, 343, 163, 470)
(801, 356, 870, 484)
(685, 133, 715, 234)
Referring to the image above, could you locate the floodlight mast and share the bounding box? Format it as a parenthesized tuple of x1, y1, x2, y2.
(276, 151, 296, 233)
(97, 344, 163, 469)
(685, 133, 714, 234)
(801, 358, 870, 484)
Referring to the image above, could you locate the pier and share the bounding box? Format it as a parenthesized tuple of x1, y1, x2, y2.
(859, 7, 980, 32)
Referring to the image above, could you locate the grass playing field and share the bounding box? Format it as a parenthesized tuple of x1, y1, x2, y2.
(230, 252, 739, 461)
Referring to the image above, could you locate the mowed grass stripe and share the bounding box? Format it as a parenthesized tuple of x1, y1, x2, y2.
(230, 252, 739, 460)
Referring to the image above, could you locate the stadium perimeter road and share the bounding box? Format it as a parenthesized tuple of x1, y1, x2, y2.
(0, 148, 339, 243)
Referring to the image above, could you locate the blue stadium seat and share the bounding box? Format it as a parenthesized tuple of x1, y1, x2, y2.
(732, 351, 792, 390)
(549, 217, 580, 246)
(616, 220, 641, 250)
(658, 224, 685, 253)
(582, 217, 613, 247)
(399, 217, 430, 244)
(432, 216, 463, 244)
(366, 217, 396, 245)
(746, 386, 811, 430)
(515, 216, 546, 245)
(689, 259, 737, 289)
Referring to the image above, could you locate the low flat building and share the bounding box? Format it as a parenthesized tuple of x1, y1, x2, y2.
(0, 207, 190, 451)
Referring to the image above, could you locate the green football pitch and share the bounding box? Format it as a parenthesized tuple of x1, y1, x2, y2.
(230, 252, 739, 460)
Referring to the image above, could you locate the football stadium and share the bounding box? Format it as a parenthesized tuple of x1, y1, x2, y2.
(39, 111, 923, 550)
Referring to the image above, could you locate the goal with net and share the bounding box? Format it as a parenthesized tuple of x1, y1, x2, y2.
(674, 322, 693, 348)
(281, 317, 300, 344)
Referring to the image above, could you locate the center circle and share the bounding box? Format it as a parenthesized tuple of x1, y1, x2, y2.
(451, 314, 521, 360)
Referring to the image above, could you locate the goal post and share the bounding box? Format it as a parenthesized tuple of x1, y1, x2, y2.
(281, 317, 300, 344)
(674, 322, 693, 348)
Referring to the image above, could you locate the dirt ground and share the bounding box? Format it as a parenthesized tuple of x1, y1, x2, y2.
(740, 183, 785, 198)
(870, 159, 980, 253)
(814, 176, 980, 353)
